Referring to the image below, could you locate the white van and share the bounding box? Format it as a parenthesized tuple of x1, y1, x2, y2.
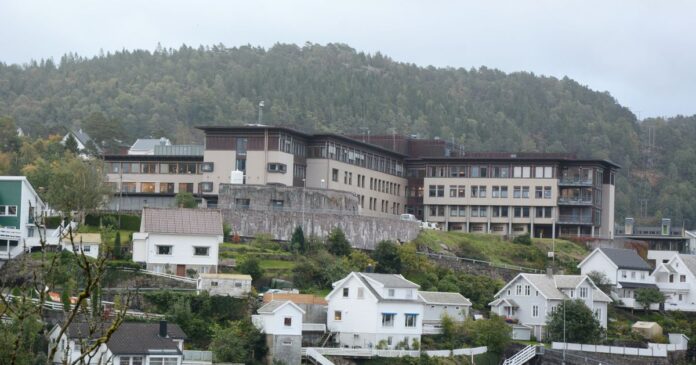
(400, 214, 417, 222)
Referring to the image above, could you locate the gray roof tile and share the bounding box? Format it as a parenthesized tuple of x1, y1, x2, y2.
(66, 322, 185, 355)
(599, 248, 651, 270)
(141, 208, 223, 236)
(361, 273, 420, 288)
(418, 291, 472, 306)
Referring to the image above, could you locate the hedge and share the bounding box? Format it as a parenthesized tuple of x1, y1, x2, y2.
(44, 216, 63, 229)
(85, 213, 141, 231)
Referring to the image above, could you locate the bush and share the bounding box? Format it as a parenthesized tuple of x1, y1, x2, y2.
(84, 213, 141, 231)
(513, 233, 532, 245)
(43, 216, 63, 229)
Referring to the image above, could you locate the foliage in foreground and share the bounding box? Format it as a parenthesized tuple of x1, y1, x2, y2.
(547, 299, 604, 343)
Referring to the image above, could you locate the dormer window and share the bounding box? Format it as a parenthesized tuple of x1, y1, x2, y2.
(388, 289, 395, 297)
(284, 317, 292, 327)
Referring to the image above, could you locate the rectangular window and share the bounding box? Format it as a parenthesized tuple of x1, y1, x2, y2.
(494, 166, 509, 178)
(595, 308, 601, 320)
(522, 187, 530, 198)
(267, 163, 287, 173)
(178, 162, 197, 174)
(532, 305, 539, 317)
(579, 287, 588, 298)
(680, 275, 687, 282)
(236, 137, 248, 155)
(121, 182, 136, 193)
(194, 247, 209, 256)
(449, 185, 457, 198)
(522, 206, 530, 218)
(535, 166, 544, 178)
(471, 186, 478, 198)
(120, 358, 130, 365)
(405, 314, 417, 327)
(140, 182, 156, 193)
(357, 288, 364, 299)
(525, 285, 531, 296)
(513, 166, 522, 178)
(516, 285, 522, 295)
(284, 317, 292, 326)
(109, 162, 121, 173)
(513, 186, 521, 198)
(334, 311, 342, 321)
(450, 166, 467, 177)
(544, 186, 552, 199)
(0, 205, 18, 216)
(514, 207, 522, 218)
(157, 245, 172, 255)
(343, 288, 349, 297)
(159, 183, 175, 194)
(142, 163, 157, 174)
(235, 158, 246, 171)
(492, 186, 500, 198)
(544, 166, 553, 178)
(381, 313, 395, 327)
(535, 186, 543, 199)
(388, 288, 395, 297)
(178, 183, 194, 193)
(429, 185, 444, 197)
(200, 162, 214, 172)
(522, 166, 531, 178)
(332, 168, 339, 182)
(500, 186, 508, 198)
(479, 186, 487, 198)
(199, 182, 214, 193)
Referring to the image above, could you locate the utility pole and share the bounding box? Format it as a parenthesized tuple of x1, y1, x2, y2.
(563, 298, 567, 365)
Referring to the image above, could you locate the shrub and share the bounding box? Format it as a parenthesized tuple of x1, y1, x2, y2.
(513, 233, 532, 245)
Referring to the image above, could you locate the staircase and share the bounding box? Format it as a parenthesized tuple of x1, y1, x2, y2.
(503, 345, 538, 365)
(303, 348, 334, 365)
(319, 331, 335, 347)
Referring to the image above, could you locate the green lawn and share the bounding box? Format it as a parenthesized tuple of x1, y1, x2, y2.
(258, 259, 297, 270)
(412, 231, 588, 271)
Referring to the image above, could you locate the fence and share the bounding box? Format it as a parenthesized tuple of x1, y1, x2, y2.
(418, 252, 543, 273)
(183, 350, 213, 365)
(551, 341, 687, 358)
(116, 267, 197, 284)
(302, 346, 487, 359)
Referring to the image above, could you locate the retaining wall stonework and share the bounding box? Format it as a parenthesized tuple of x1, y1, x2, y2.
(222, 208, 420, 250)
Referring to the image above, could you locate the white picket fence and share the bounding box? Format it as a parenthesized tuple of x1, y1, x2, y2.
(552, 341, 687, 358)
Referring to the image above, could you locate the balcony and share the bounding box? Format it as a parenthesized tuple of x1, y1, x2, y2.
(558, 178, 593, 187)
(557, 197, 593, 206)
(557, 215, 593, 225)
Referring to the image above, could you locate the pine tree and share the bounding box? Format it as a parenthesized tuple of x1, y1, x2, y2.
(290, 226, 306, 253)
(113, 231, 122, 260)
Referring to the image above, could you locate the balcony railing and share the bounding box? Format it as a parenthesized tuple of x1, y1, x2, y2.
(557, 215, 593, 225)
(557, 197, 593, 206)
(559, 178, 593, 186)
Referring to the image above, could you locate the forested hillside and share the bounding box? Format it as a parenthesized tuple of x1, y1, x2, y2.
(0, 43, 692, 225)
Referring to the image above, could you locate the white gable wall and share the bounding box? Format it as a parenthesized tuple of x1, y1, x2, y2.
(580, 251, 618, 284)
(132, 232, 221, 273)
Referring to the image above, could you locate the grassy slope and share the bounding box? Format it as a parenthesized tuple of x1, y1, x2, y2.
(412, 231, 588, 272)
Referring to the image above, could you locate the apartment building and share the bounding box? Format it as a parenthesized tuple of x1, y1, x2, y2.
(102, 125, 618, 238)
(414, 154, 618, 238)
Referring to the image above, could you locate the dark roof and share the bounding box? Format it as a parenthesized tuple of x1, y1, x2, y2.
(406, 155, 620, 168)
(618, 282, 659, 290)
(102, 154, 203, 161)
(196, 125, 312, 138)
(64, 322, 186, 355)
(599, 248, 651, 270)
(141, 208, 224, 236)
(361, 273, 420, 288)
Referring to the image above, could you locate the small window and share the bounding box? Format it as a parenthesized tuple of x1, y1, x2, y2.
(200, 162, 214, 172)
(332, 168, 339, 182)
(334, 311, 342, 321)
(388, 289, 395, 297)
(199, 182, 214, 193)
(194, 247, 210, 256)
(267, 163, 287, 173)
(405, 313, 417, 327)
(282, 339, 292, 346)
(343, 288, 349, 297)
(235, 198, 250, 208)
(381, 313, 395, 327)
(157, 245, 172, 255)
(211, 281, 218, 287)
(680, 275, 687, 282)
(234, 281, 242, 287)
(357, 288, 364, 299)
(284, 317, 292, 327)
(271, 200, 284, 209)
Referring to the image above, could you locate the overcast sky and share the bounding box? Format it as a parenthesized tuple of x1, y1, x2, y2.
(1, 0, 695, 118)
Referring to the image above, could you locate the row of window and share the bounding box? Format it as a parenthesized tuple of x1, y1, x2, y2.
(119, 356, 177, 365)
(156, 245, 210, 256)
(362, 196, 400, 214)
(309, 141, 405, 176)
(0, 205, 18, 216)
(331, 168, 402, 196)
(510, 284, 589, 298)
(428, 185, 553, 199)
(332, 310, 418, 328)
(621, 270, 648, 280)
(429, 205, 554, 219)
(114, 182, 214, 194)
(108, 162, 213, 175)
(428, 165, 554, 179)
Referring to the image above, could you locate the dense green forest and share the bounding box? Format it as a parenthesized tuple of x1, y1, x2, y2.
(0, 43, 693, 226)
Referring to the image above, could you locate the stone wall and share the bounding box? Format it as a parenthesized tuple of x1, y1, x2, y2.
(222, 208, 419, 250)
(425, 253, 530, 282)
(267, 334, 302, 365)
(219, 183, 360, 214)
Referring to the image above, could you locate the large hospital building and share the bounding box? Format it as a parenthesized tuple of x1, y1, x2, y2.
(104, 125, 618, 239)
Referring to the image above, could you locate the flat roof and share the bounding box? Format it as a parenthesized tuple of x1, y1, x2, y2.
(407, 155, 620, 169)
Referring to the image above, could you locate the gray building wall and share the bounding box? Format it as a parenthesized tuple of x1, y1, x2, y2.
(267, 334, 302, 365)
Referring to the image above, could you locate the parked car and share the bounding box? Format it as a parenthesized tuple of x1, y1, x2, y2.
(400, 213, 418, 221)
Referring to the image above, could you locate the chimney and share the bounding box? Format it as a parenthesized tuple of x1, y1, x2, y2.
(159, 320, 167, 338)
(625, 217, 634, 235)
(546, 267, 553, 277)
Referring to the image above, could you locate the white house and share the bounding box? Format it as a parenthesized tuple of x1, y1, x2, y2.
(61, 129, 100, 157)
(196, 273, 252, 297)
(0, 176, 46, 260)
(418, 291, 472, 334)
(61, 233, 101, 259)
(252, 300, 305, 365)
(489, 273, 612, 340)
(651, 253, 696, 311)
(132, 208, 223, 276)
(326, 272, 424, 350)
(49, 321, 186, 365)
(578, 247, 656, 309)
